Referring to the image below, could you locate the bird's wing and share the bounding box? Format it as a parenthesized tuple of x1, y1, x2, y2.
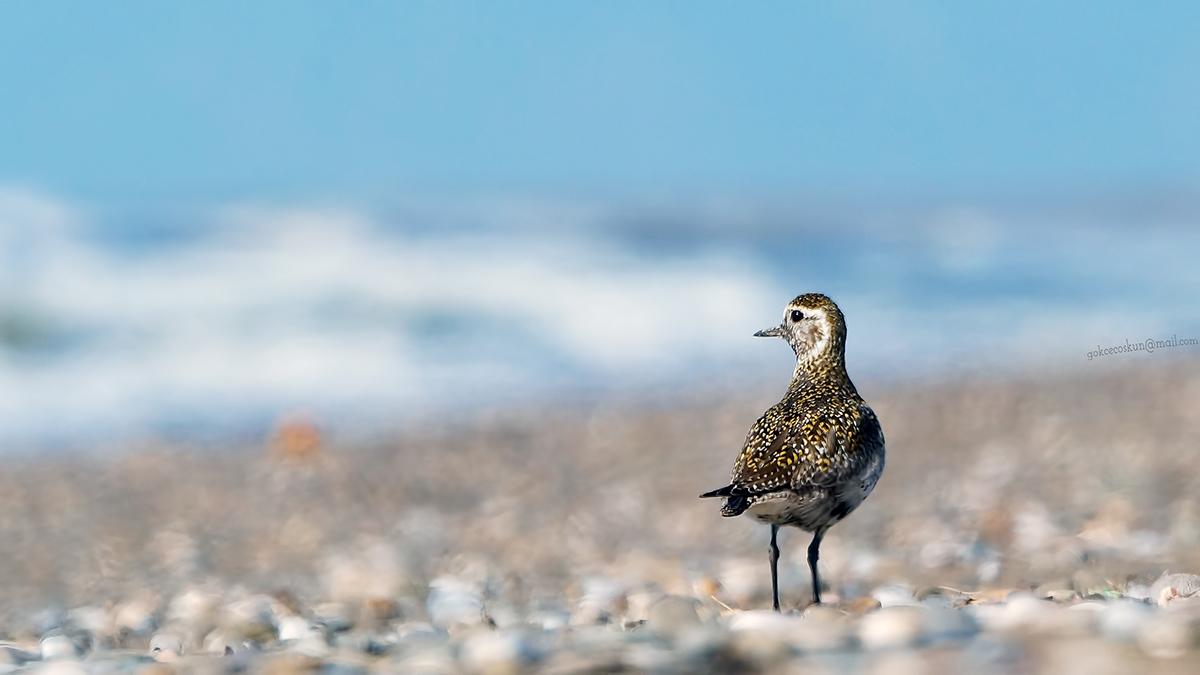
(729, 400, 881, 494)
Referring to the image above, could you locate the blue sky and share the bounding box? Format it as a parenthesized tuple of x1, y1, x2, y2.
(3, 1, 1200, 203)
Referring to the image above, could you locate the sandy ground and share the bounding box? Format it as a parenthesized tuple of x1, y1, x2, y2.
(1, 356, 1199, 673)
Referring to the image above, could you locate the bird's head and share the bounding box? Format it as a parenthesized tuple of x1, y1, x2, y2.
(755, 293, 847, 372)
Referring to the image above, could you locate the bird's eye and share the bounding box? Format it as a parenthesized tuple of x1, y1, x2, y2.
(790, 310, 803, 322)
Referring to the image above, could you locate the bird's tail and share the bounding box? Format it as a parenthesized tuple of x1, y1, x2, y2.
(699, 484, 735, 499)
(699, 484, 750, 517)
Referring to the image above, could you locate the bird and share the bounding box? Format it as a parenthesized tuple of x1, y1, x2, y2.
(701, 293, 885, 611)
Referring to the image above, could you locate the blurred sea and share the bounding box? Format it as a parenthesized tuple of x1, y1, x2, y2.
(0, 186, 1197, 446)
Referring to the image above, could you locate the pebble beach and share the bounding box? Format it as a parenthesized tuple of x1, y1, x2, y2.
(3, 357, 1200, 674)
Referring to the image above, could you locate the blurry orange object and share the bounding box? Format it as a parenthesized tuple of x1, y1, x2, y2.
(271, 412, 323, 464)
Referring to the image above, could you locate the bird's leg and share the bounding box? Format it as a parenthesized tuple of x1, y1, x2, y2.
(769, 525, 781, 612)
(808, 528, 826, 605)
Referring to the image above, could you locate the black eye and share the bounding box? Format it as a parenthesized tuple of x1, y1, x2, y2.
(790, 310, 803, 322)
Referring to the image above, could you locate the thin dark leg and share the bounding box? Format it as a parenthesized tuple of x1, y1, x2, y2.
(769, 525, 781, 612)
(807, 528, 826, 605)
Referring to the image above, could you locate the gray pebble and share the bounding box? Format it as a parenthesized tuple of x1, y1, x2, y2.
(674, 624, 731, 662)
(1150, 573, 1200, 606)
(1138, 613, 1198, 659)
(1034, 582, 1077, 602)
(149, 632, 184, 661)
(1099, 599, 1155, 643)
(923, 608, 978, 644)
(621, 643, 684, 673)
(727, 629, 792, 670)
(644, 595, 701, 639)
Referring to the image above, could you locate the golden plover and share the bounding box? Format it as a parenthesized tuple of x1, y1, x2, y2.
(701, 293, 885, 610)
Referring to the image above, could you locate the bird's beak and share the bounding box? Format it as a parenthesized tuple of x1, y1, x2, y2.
(754, 325, 785, 338)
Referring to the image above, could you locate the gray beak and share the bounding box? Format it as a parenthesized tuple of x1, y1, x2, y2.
(754, 325, 785, 338)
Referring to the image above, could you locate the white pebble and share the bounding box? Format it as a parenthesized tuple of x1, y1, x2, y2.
(149, 632, 183, 661)
(426, 576, 486, 632)
(859, 607, 926, 650)
(38, 635, 77, 661)
(871, 584, 919, 608)
(459, 629, 539, 675)
(726, 609, 799, 637)
(277, 616, 311, 642)
(969, 593, 1052, 633)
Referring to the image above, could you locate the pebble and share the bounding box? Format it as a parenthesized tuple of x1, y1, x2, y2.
(871, 584, 919, 608)
(1137, 613, 1198, 659)
(726, 609, 797, 636)
(167, 590, 220, 631)
(458, 629, 541, 675)
(389, 645, 459, 675)
(25, 663, 88, 675)
(567, 624, 637, 659)
(968, 593, 1051, 633)
(922, 608, 978, 644)
(0, 645, 41, 666)
(538, 651, 622, 675)
(644, 595, 702, 639)
(1030, 603, 1098, 639)
(1098, 599, 1155, 643)
(726, 629, 792, 670)
(1151, 573, 1200, 606)
(38, 635, 78, 661)
(725, 609, 808, 663)
(526, 608, 571, 632)
(66, 606, 110, 640)
(1124, 582, 1153, 601)
(674, 625, 731, 663)
(203, 626, 256, 654)
(331, 631, 390, 656)
(848, 596, 882, 613)
(717, 559, 767, 607)
(859, 607, 926, 650)
(620, 643, 681, 673)
(795, 605, 854, 652)
(310, 603, 355, 634)
(114, 597, 158, 637)
(149, 632, 184, 661)
(277, 616, 313, 643)
(570, 576, 626, 627)
(426, 577, 486, 633)
(1034, 581, 1076, 602)
(5, 557, 1199, 674)
(225, 595, 280, 628)
(916, 591, 954, 610)
(281, 621, 331, 659)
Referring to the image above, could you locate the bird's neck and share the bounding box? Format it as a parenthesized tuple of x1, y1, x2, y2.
(789, 352, 855, 393)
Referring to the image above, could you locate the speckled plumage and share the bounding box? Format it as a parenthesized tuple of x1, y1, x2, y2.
(701, 293, 885, 609)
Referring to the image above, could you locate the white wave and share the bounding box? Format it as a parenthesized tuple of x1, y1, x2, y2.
(0, 188, 781, 441)
(2, 187, 1198, 444)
